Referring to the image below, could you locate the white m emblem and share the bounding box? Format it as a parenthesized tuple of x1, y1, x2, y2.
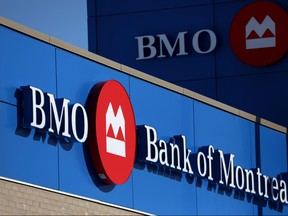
(245, 15, 276, 49)
(105, 102, 126, 157)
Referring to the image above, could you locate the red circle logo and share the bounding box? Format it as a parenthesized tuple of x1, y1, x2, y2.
(230, 1, 288, 66)
(86, 80, 136, 184)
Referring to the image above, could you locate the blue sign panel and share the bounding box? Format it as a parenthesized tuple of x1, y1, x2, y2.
(0, 26, 58, 189)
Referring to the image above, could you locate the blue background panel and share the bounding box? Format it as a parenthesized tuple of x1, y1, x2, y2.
(214, 0, 251, 3)
(0, 102, 59, 189)
(217, 72, 288, 128)
(260, 126, 287, 175)
(55, 49, 128, 103)
(194, 101, 256, 172)
(130, 77, 194, 136)
(0, 26, 56, 105)
(194, 101, 256, 215)
(130, 77, 196, 215)
(260, 126, 288, 215)
(94, 0, 213, 16)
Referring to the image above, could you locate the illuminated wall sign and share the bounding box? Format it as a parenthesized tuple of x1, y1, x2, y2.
(21, 81, 136, 185)
(19, 83, 288, 205)
(135, 30, 217, 60)
(230, 1, 288, 66)
(135, 1, 288, 67)
(137, 125, 288, 205)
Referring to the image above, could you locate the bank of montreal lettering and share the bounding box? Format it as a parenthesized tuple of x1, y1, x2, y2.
(20, 81, 288, 206)
(136, 1, 288, 67)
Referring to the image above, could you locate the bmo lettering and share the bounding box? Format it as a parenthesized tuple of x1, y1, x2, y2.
(137, 125, 288, 205)
(135, 30, 217, 60)
(21, 86, 88, 142)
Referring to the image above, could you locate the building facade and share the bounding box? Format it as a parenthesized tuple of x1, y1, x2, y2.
(0, 5, 288, 215)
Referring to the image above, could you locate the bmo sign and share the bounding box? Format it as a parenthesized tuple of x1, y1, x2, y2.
(20, 80, 136, 185)
(135, 30, 217, 60)
(135, 1, 288, 67)
(19, 81, 288, 205)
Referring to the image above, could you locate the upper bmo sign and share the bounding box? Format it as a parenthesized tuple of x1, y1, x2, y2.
(135, 1, 288, 67)
(135, 30, 217, 60)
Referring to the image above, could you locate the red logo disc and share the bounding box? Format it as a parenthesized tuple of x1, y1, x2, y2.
(86, 80, 136, 184)
(230, 1, 288, 66)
